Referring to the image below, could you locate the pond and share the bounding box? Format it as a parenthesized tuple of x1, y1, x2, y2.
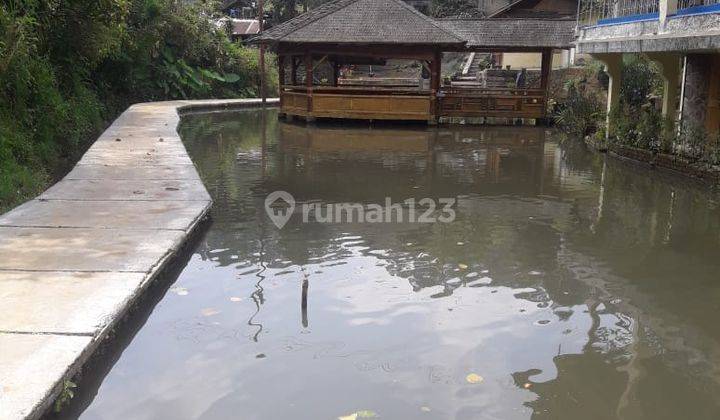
(78, 109, 720, 419)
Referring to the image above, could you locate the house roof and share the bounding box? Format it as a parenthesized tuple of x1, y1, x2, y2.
(488, 0, 578, 18)
(231, 19, 261, 36)
(254, 0, 465, 45)
(437, 18, 576, 48)
(252, 0, 576, 49)
(216, 18, 261, 36)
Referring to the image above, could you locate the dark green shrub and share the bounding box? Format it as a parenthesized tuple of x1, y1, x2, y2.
(0, 0, 273, 211)
(620, 56, 662, 111)
(555, 81, 604, 137)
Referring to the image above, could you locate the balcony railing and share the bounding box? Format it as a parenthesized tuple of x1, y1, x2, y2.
(578, 0, 659, 27)
(578, 0, 720, 27)
(677, 0, 720, 13)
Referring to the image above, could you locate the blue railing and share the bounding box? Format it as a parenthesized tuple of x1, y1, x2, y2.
(677, 0, 720, 15)
(578, 0, 720, 27)
(578, 0, 659, 27)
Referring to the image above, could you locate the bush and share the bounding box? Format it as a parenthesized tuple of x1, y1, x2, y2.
(0, 0, 273, 211)
(620, 56, 662, 110)
(554, 80, 604, 137)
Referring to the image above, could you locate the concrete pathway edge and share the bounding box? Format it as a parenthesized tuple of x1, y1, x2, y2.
(0, 98, 279, 420)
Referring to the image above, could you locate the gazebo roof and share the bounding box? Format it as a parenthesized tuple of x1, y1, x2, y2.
(254, 0, 465, 45)
(438, 18, 576, 49)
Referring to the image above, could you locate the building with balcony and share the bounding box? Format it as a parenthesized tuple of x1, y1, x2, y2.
(576, 0, 720, 134)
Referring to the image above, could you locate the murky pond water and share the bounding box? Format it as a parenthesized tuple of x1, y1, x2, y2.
(79, 109, 720, 420)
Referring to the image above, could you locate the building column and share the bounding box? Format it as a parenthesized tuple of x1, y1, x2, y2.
(591, 53, 623, 138)
(660, 0, 678, 23)
(681, 54, 712, 130)
(644, 53, 681, 125)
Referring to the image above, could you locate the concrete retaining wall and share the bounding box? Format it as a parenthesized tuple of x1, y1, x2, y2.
(0, 99, 278, 420)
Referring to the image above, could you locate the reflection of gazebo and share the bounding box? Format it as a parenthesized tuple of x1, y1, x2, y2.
(252, 0, 575, 124)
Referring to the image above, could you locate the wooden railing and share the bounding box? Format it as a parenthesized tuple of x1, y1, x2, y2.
(281, 85, 429, 95)
(438, 87, 547, 119)
(280, 85, 547, 121)
(280, 85, 432, 121)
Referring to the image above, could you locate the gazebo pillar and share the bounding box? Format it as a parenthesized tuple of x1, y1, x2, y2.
(305, 52, 314, 122)
(291, 57, 298, 85)
(429, 49, 442, 124)
(539, 48, 553, 122)
(278, 55, 286, 117)
(332, 62, 340, 87)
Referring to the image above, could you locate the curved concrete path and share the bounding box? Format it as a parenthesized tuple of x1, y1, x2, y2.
(0, 99, 278, 420)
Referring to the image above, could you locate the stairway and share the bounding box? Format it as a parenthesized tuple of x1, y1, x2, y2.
(465, 53, 484, 79)
(452, 53, 489, 86)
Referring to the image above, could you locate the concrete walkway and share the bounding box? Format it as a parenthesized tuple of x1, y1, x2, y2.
(0, 99, 278, 420)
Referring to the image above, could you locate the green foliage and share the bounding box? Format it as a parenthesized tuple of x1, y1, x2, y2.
(607, 57, 678, 154)
(0, 0, 274, 211)
(610, 105, 663, 150)
(54, 380, 77, 412)
(620, 55, 662, 111)
(555, 80, 605, 137)
(674, 122, 719, 164)
(431, 0, 481, 17)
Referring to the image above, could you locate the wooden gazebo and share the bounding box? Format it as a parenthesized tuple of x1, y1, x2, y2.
(252, 0, 575, 124)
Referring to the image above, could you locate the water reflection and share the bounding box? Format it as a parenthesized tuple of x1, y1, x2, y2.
(79, 110, 720, 420)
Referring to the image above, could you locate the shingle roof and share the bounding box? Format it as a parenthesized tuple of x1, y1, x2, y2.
(438, 18, 576, 48)
(231, 19, 261, 35)
(488, 0, 577, 18)
(255, 0, 465, 45)
(253, 0, 576, 49)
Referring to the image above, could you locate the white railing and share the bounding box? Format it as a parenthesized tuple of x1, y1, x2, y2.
(578, 0, 659, 26)
(677, 0, 720, 11)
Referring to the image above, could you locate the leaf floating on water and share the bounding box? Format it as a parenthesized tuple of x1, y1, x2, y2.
(466, 373, 484, 384)
(338, 415, 357, 420)
(229, 296, 242, 302)
(420, 406, 431, 412)
(169, 286, 188, 296)
(200, 307, 220, 317)
(458, 264, 468, 270)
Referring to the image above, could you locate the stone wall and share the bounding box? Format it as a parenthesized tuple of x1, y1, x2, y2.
(682, 54, 711, 128)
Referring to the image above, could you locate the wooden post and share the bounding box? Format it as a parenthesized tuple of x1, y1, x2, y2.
(332, 61, 339, 87)
(258, 0, 266, 104)
(291, 57, 298, 85)
(305, 52, 314, 122)
(429, 50, 442, 124)
(278, 55, 285, 87)
(278, 55, 285, 115)
(301, 277, 309, 328)
(539, 48, 553, 120)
